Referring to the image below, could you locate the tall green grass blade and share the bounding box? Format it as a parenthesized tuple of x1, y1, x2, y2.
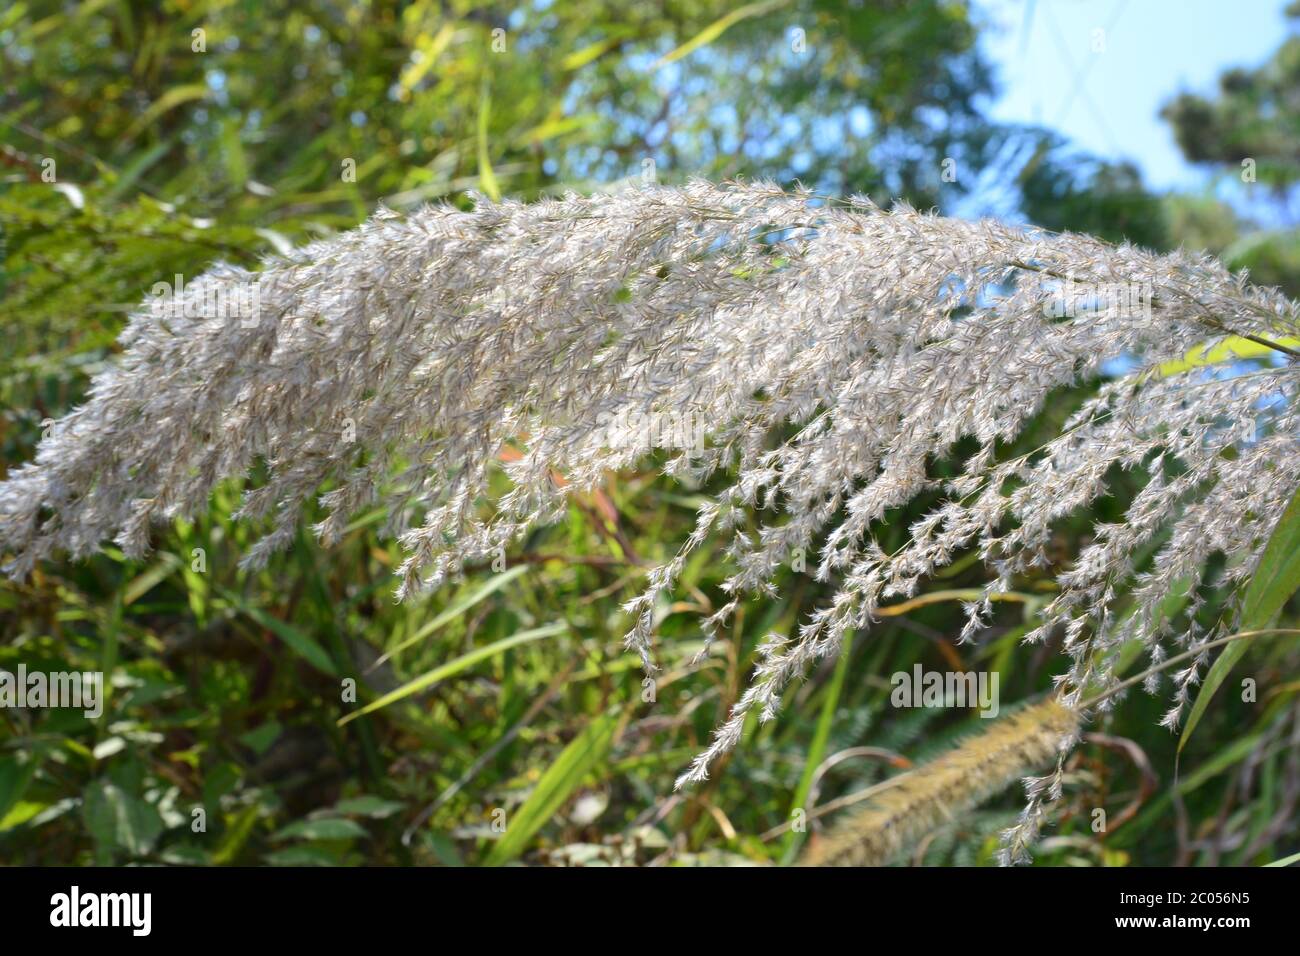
(373, 565, 529, 668)
(1180, 484, 1300, 751)
(484, 706, 623, 866)
(122, 552, 183, 606)
(651, 0, 788, 69)
(339, 622, 567, 726)
(1264, 850, 1300, 867)
(781, 632, 853, 862)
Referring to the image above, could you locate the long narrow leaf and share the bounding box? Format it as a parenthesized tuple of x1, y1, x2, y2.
(224, 591, 338, 676)
(477, 82, 501, 201)
(339, 622, 566, 726)
(1181, 484, 1300, 751)
(373, 564, 529, 669)
(484, 707, 623, 865)
(782, 632, 853, 861)
(650, 0, 788, 70)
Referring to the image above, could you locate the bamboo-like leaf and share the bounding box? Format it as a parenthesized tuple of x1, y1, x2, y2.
(272, 817, 369, 842)
(477, 83, 501, 201)
(212, 804, 261, 866)
(0, 756, 38, 829)
(650, 0, 788, 70)
(561, 32, 628, 70)
(513, 113, 599, 147)
(398, 23, 455, 93)
(122, 551, 183, 606)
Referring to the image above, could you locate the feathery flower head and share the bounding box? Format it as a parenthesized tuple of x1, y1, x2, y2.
(2, 181, 1297, 859)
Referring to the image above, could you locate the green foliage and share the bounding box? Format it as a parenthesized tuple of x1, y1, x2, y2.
(1181, 484, 1300, 752)
(1162, 16, 1300, 189)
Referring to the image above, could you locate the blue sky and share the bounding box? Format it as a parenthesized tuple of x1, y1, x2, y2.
(975, 0, 1294, 191)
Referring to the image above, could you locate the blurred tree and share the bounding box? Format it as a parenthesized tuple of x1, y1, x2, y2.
(1015, 137, 1169, 249)
(1162, 2, 1300, 194)
(1160, 2, 1300, 294)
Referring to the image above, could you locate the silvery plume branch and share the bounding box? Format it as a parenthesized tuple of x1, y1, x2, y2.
(2, 180, 1298, 860)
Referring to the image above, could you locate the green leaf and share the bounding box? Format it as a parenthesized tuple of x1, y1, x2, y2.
(1264, 850, 1300, 867)
(264, 846, 342, 866)
(122, 552, 183, 606)
(477, 82, 501, 201)
(223, 590, 338, 676)
(559, 29, 632, 70)
(220, 116, 248, 188)
(104, 138, 174, 201)
(273, 817, 369, 842)
(0, 800, 49, 831)
(212, 804, 261, 866)
(513, 113, 599, 147)
(398, 23, 455, 94)
(331, 796, 405, 819)
(239, 720, 283, 756)
(0, 755, 38, 825)
(651, 0, 789, 69)
(1156, 334, 1300, 378)
(339, 622, 566, 726)
(82, 780, 164, 859)
(782, 632, 853, 861)
(373, 564, 529, 668)
(1239, 490, 1300, 631)
(121, 84, 211, 143)
(1180, 483, 1300, 751)
(484, 707, 623, 866)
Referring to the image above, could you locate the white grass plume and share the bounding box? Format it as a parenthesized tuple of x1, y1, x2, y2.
(2, 181, 1297, 861)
